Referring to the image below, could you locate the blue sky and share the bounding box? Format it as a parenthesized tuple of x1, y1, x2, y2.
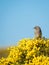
(0, 0, 49, 47)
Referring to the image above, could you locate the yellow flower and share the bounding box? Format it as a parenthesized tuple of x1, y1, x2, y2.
(0, 38, 49, 65)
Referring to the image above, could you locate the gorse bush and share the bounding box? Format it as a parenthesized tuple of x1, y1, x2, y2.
(0, 38, 49, 65)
